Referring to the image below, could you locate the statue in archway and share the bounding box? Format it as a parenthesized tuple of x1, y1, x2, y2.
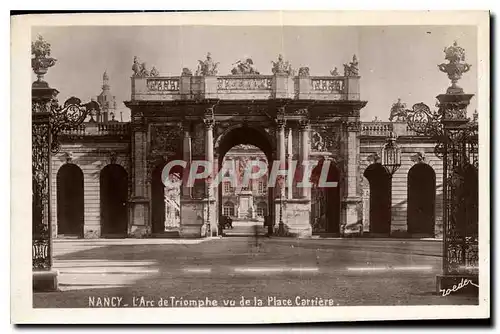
(311, 131, 325, 151)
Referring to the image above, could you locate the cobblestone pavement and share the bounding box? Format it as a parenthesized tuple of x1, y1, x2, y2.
(33, 237, 478, 308)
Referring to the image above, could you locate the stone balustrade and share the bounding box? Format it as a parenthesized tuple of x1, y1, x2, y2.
(130, 74, 360, 101)
(360, 121, 420, 137)
(60, 122, 130, 136)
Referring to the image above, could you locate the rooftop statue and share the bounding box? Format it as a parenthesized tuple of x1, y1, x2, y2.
(330, 67, 339, 76)
(231, 58, 260, 75)
(150, 66, 159, 77)
(271, 54, 293, 76)
(298, 67, 310, 77)
(181, 67, 193, 76)
(196, 52, 219, 76)
(389, 98, 408, 122)
(343, 54, 359, 77)
(132, 56, 151, 77)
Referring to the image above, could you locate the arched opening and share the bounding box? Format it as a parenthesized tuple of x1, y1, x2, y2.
(57, 163, 84, 238)
(311, 158, 341, 234)
(151, 160, 183, 235)
(363, 163, 391, 235)
(100, 164, 128, 237)
(407, 163, 436, 236)
(216, 125, 274, 235)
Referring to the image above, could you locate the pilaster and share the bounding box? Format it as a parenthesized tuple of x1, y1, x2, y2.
(342, 120, 363, 235)
(129, 111, 150, 237)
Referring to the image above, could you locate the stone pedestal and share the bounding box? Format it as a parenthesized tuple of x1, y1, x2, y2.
(180, 75, 192, 100)
(202, 76, 218, 99)
(345, 76, 360, 101)
(180, 198, 216, 237)
(33, 270, 59, 292)
(342, 197, 362, 236)
(129, 197, 150, 237)
(296, 77, 311, 99)
(238, 190, 254, 218)
(272, 75, 294, 99)
(275, 198, 311, 238)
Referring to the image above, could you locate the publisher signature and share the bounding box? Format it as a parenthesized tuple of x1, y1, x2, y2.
(440, 278, 479, 296)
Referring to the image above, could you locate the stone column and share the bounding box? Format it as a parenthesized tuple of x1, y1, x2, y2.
(342, 120, 362, 236)
(299, 120, 310, 199)
(205, 120, 214, 180)
(346, 123, 359, 198)
(277, 120, 286, 198)
(203, 113, 216, 235)
(129, 111, 149, 237)
(286, 127, 293, 199)
(182, 127, 192, 198)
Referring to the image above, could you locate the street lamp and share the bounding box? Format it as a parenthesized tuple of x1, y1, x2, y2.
(206, 174, 212, 237)
(32, 35, 100, 291)
(381, 131, 402, 177)
(277, 175, 285, 236)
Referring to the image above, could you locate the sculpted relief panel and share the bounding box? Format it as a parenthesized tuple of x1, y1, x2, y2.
(310, 126, 341, 153)
(150, 125, 183, 158)
(191, 123, 205, 158)
(217, 77, 272, 91)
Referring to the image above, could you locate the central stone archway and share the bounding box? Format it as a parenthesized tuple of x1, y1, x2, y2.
(215, 125, 276, 234)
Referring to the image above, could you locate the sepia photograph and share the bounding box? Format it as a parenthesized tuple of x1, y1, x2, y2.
(11, 11, 490, 323)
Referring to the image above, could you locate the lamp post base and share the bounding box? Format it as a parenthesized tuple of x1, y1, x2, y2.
(436, 274, 479, 296)
(33, 270, 58, 292)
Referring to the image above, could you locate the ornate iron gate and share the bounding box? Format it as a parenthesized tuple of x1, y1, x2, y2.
(31, 35, 100, 272)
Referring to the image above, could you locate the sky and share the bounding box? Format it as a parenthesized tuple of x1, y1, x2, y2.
(32, 25, 478, 122)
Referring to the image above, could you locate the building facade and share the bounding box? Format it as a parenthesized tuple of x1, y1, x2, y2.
(220, 145, 268, 220)
(51, 55, 447, 239)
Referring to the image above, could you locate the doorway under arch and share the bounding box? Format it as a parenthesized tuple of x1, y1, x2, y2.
(363, 163, 391, 235)
(100, 164, 128, 237)
(311, 158, 341, 234)
(216, 125, 275, 229)
(57, 163, 84, 238)
(407, 163, 436, 236)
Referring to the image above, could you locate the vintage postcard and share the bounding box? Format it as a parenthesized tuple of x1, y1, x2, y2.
(11, 11, 490, 323)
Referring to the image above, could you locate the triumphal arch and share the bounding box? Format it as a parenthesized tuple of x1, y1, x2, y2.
(124, 53, 367, 238)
